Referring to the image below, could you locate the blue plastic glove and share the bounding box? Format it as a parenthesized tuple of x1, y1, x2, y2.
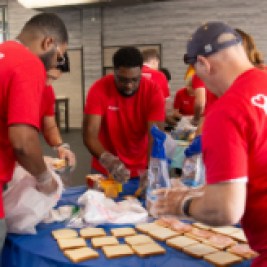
(184, 135, 202, 158)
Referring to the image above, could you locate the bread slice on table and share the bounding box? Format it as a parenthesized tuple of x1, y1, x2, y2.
(166, 236, 199, 250)
(155, 217, 192, 234)
(110, 227, 136, 237)
(80, 227, 106, 238)
(192, 222, 212, 231)
(204, 251, 243, 267)
(182, 243, 219, 258)
(124, 234, 155, 246)
(211, 226, 240, 236)
(57, 237, 87, 250)
(227, 243, 258, 259)
(91, 236, 119, 248)
(132, 242, 166, 257)
(135, 222, 162, 234)
(147, 226, 179, 241)
(185, 227, 214, 242)
(202, 234, 237, 250)
(64, 247, 99, 263)
(228, 229, 247, 243)
(52, 228, 78, 240)
(102, 244, 134, 258)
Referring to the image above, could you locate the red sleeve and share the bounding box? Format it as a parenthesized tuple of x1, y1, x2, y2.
(43, 85, 55, 116)
(84, 79, 106, 115)
(147, 83, 165, 121)
(192, 74, 205, 90)
(202, 107, 248, 184)
(8, 60, 46, 129)
(173, 88, 183, 109)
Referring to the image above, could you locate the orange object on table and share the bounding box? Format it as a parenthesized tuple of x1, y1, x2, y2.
(99, 175, 122, 198)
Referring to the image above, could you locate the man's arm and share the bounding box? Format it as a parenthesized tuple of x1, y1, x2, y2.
(189, 181, 246, 226)
(83, 114, 105, 158)
(42, 116, 62, 146)
(192, 87, 206, 126)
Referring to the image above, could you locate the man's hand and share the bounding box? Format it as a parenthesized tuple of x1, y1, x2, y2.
(150, 185, 203, 217)
(56, 143, 76, 168)
(36, 169, 58, 195)
(99, 152, 130, 183)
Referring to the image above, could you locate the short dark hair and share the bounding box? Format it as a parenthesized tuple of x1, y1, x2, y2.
(113, 46, 143, 69)
(142, 48, 160, 62)
(57, 52, 70, 72)
(160, 67, 171, 81)
(21, 13, 68, 44)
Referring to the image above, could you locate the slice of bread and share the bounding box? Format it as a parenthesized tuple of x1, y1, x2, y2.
(227, 244, 258, 259)
(192, 222, 211, 231)
(184, 227, 214, 242)
(52, 158, 66, 169)
(204, 251, 243, 267)
(183, 243, 219, 258)
(135, 222, 162, 234)
(102, 244, 134, 258)
(52, 228, 78, 240)
(110, 227, 136, 237)
(91, 236, 119, 248)
(202, 234, 237, 250)
(64, 247, 99, 263)
(147, 226, 179, 241)
(228, 229, 247, 243)
(166, 236, 199, 250)
(80, 227, 106, 238)
(211, 226, 240, 236)
(57, 237, 87, 250)
(124, 234, 155, 246)
(132, 243, 166, 257)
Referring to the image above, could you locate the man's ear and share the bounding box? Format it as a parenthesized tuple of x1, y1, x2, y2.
(196, 55, 211, 75)
(41, 36, 54, 52)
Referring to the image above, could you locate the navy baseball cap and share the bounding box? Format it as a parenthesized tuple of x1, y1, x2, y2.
(184, 21, 242, 65)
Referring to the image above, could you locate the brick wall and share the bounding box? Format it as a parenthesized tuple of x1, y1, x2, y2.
(5, 0, 267, 100)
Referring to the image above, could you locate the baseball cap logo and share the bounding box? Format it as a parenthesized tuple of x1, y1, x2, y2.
(204, 44, 213, 53)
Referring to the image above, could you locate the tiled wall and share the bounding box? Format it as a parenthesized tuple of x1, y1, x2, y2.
(4, 0, 267, 123)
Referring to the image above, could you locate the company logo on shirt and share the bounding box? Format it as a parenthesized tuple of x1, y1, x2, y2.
(108, 106, 119, 111)
(0, 53, 5, 59)
(251, 94, 267, 114)
(142, 73, 152, 80)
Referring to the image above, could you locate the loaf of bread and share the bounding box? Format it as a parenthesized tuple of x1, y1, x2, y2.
(80, 227, 106, 238)
(102, 244, 134, 258)
(52, 228, 78, 240)
(57, 237, 87, 250)
(110, 227, 136, 237)
(91, 236, 119, 248)
(204, 251, 243, 266)
(64, 247, 99, 263)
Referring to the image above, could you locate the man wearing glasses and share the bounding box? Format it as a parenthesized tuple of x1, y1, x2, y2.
(83, 47, 165, 190)
(0, 13, 68, 254)
(150, 22, 267, 266)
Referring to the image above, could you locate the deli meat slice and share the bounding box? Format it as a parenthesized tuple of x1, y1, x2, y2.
(203, 234, 237, 250)
(227, 244, 258, 259)
(155, 217, 192, 233)
(185, 227, 214, 241)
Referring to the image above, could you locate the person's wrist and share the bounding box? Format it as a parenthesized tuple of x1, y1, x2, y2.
(181, 196, 194, 217)
(36, 169, 52, 184)
(53, 143, 70, 151)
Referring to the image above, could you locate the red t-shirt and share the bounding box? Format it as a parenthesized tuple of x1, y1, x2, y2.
(202, 68, 267, 265)
(0, 41, 46, 217)
(173, 87, 195, 115)
(142, 65, 170, 98)
(192, 74, 218, 114)
(84, 74, 165, 177)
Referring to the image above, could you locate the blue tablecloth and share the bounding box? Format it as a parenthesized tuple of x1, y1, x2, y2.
(2, 183, 251, 267)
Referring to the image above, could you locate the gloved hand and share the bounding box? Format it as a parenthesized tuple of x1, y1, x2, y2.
(56, 143, 76, 170)
(164, 133, 178, 161)
(134, 169, 148, 198)
(149, 184, 203, 218)
(184, 135, 202, 158)
(99, 151, 130, 183)
(36, 169, 58, 195)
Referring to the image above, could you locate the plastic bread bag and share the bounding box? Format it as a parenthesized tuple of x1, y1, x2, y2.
(3, 164, 63, 234)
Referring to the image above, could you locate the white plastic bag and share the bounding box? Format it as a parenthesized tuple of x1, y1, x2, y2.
(3, 165, 63, 234)
(78, 190, 148, 225)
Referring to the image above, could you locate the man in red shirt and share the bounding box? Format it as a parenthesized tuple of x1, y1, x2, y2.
(151, 22, 267, 266)
(83, 47, 165, 187)
(0, 13, 68, 252)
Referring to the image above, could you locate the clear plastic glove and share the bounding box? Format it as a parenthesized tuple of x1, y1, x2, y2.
(99, 152, 130, 183)
(149, 185, 203, 217)
(36, 169, 58, 195)
(184, 135, 202, 158)
(164, 133, 178, 160)
(134, 169, 148, 198)
(56, 144, 76, 170)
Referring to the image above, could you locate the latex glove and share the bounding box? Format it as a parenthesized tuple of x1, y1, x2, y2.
(56, 144, 76, 169)
(164, 133, 178, 160)
(99, 152, 130, 183)
(149, 185, 203, 218)
(184, 135, 202, 158)
(134, 169, 148, 198)
(36, 169, 58, 195)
